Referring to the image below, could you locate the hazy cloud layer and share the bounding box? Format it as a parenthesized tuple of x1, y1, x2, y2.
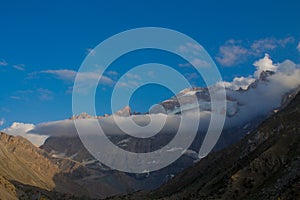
(5, 55, 300, 147)
(29, 55, 300, 142)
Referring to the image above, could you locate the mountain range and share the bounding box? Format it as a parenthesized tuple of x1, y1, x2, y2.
(1, 62, 300, 199)
(109, 90, 300, 200)
(0, 90, 299, 199)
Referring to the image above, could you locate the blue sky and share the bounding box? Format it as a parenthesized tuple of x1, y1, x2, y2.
(0, 0, 300, 127)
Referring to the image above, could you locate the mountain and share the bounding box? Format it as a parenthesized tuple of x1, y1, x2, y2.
(0, 132, 57, 189)
(2, 65, 299, 199)
(0, 130, 146, 199)
(43, 139, 141, 199)
(117, 92, 300, 200)
(35, 84, 299, 198)
(0, 132, 88, 199)
(40, 133, 198, 196)
(155, 70, 298, 119)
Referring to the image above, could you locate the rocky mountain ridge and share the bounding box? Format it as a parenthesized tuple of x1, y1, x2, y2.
(114, 92, 300, 200)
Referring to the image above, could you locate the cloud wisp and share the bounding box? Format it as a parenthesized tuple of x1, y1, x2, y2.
(0, 60, 8, 67)
(9, 88, 54, 102)
(41, 69, 114, 85)
(13, 64, 25, 71)
(216, 37, 295, 66)
(0, 118, 5, 126)
(177, 42, 213, 69)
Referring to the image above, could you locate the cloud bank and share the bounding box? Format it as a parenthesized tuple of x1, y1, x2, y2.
(5, 55, 300, 148)
(2, 122, 48, 146)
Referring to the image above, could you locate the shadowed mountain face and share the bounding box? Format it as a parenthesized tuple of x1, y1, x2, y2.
(111, 92, 300, 200)
(0, 131, 141, 199)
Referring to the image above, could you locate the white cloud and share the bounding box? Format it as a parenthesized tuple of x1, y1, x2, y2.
(10, 90, 33, 101)
(2, 122, 48, 146)
(179, 58, 211, 68)
(251, 37, 294, 54)
(0, 60, 8, 66)
(0, 118, 5, 126)
(253, 54, 277, 78)
(125, 73, 141, 80)
(216, 40, 249, 66)
(41, 69, 76, 81)
(37, 88, 53, 101)
(41, 69, 114, 85)
(13, 64, 25, 71)
(219, 76, 256, 90)
(9, 88, 53, 101)
(86, 48, 96, 56)
(116, 80, 141, 88)
(216, 37, 295, 66)
(10, 95, 21, 100)
(178, 63, 191, 67)
(185, 73, 200, 82)
(212, 55, 300, 132)
(178, 42, 203, 55)
(1, 107, 10, 113)
(177, 42, 211, 69)
(217, 54, 299, 92)
(297, 42, 300, 52)
(106, 70, 118, 76)
(114, 73, 144, 89)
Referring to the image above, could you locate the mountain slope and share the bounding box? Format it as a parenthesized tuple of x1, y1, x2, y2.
(0, 132, 88, 199)
(115, 92, 300, 200)
(0, 132, 58, 190)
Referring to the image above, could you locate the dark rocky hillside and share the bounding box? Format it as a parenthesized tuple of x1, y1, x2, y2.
(111, 92, 300, 200)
